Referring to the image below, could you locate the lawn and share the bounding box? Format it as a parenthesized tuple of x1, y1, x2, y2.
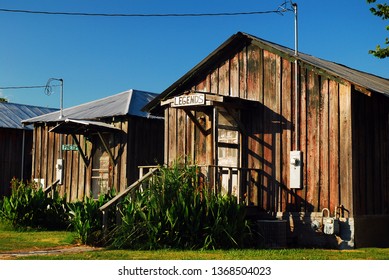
(0, 222, 76, 252)
(1, 222, 389, 260)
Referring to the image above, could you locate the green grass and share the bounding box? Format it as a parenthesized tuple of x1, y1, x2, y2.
(1, 221, 389, 260)
(17, 247, 389, 260)
(0, 222, 77, 252)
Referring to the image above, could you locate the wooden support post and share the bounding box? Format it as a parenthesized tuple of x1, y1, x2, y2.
(184, 109, 208, 135)
(97, 132, 115, 164)
(71, 134, 89, 166)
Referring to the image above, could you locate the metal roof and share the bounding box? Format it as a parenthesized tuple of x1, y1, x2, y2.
(49, 118, 122, 135)
(23, 89, 160, 125)
(143, 31, 389, 114)
(0, 102, 58, 130)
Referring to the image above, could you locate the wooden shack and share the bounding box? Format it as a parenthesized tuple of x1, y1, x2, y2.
(144, 32, 389, 248)
(22, 89, 164, 202)
(0, 102, 57, 197)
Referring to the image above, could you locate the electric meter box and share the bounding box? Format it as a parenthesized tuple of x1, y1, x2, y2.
(56, 158, 64, 185)
(290, 150, 302, 189)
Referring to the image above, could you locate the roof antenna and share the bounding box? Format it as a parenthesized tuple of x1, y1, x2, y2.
(45, 78, 64, 119)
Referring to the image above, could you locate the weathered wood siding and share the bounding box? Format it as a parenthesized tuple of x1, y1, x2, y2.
(352, 90, 389, 216)
(0, 128, 33, 196)
(31, 117, 164, 201)
(165, 43, 357, 215)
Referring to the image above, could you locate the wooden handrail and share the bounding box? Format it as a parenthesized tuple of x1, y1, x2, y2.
(99, 167, 158, 211)
(43, 179, 60, 195)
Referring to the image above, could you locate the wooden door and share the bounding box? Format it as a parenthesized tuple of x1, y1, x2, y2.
(216, 107, 240, 197)
(91, 134, 112, 199)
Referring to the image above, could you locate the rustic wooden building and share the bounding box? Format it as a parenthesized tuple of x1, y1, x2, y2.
(144, 32, 389, 248)
(0, 102, 57, 197)
(22, 89, 164, 202)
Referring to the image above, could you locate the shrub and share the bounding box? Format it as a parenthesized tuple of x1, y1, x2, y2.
(0, 178, 68, 230)
(109, 163, 256, 250)
(67, 190, 115, 245)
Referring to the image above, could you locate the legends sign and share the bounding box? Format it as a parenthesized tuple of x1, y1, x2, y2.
(172, 93, 205, 107)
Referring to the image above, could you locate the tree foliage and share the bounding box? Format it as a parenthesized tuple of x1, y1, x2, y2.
(367, 0, 389, 58)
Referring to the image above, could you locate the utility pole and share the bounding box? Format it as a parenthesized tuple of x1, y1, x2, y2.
(45, 78, 65, 184)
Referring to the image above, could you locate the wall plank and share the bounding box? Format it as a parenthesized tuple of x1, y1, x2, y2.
(329, 80, 340, 213)
(281, 58, 292, 212)
(319, 78, 330, 211)
(339, 83, 353, 215)
(306, 70, 320, 212)
(230, 52, 240, 97)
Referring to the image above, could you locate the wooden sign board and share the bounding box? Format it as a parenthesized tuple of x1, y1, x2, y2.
(62, 144, 79, 151)
(172, 93, 205, 107)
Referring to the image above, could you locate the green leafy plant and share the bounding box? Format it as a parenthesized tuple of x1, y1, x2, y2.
(0, 178, 68, 230)
(109, 162, 257, 250)
(67, 191, 115, 245)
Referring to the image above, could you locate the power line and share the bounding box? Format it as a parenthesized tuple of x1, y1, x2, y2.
(0, 85, 59, 90)
(0, 6, 293, 18)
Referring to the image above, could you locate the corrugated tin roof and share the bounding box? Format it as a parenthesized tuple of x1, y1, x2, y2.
(143, 31, 389, 114)
(49, 118, 122, 135)
(0, 102, 58, 130)
(23, 89, 160, 124)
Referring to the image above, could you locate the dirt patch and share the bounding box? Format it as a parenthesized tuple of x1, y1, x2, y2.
(0, 245, 102, 259)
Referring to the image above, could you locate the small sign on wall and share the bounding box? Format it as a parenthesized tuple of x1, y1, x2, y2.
(62, 144, 79, 151)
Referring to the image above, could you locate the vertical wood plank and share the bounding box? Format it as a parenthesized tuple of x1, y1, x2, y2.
(230, 52, 240, 97)
(42, 126, 48, 187)
(373, 95, 381, 214)
(85, 135, 92, 197)
(281, 58, 292, 212)
(196, 74, 211, 93)
(275, 55, 282, 212)
(47, 131, 54, 186)
(168, 108, 177, 164)
(219, 60, 230, 96)
(379, 97, 389, 214)
(74, 136, 81, 201)
(296, 67, 307, 211)
(246, 44, 262, 101)
(306, 70, 320, 212)
(210, 68, 219, 94)
(195, 111, 206, 165)
(329, 80, 340, 213)
(339, 82, 353, 215)
(262, 50, 277, 211)
(77, 135, 86, 199)
(177, 109, 186, 162)
(365, 93, 374, 214)
(112, 123, 120, 192)
(120, 121, 128, 190)
(186, 111, 194, 161)
(319, 78, 329, 211)
(206, 109, 213, 166)
(239, 46, 247, 99)
(164, 109, 169, 165)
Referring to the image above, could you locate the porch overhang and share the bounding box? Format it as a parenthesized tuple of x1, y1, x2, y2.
(49, 118, 123, 167)
(49, 118, 121, 135)
(160, 91, 259, 110)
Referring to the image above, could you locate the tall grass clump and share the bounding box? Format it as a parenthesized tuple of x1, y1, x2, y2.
(0, 178, 68, 230)
(110, 162, 256, 250)
(67, 191, 115, 245)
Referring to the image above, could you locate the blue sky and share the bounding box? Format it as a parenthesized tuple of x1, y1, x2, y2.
(0, 0, 388, 109)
